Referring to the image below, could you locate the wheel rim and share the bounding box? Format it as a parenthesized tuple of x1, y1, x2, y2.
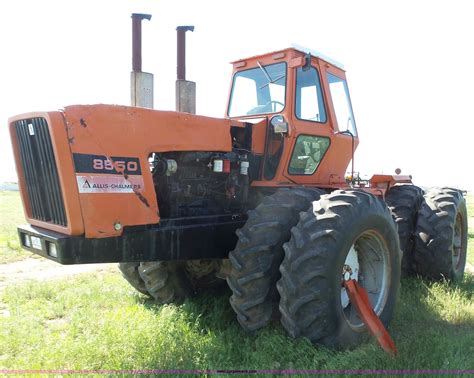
(341, 245, 359, 309)
(341, 230, 390, 330)
(452, 213, 463, 271)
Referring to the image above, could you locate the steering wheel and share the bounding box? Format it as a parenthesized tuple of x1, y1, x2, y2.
(265, 100, 284, 112)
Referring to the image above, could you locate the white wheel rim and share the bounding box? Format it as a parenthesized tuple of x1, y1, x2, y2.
(341, 230, 390, 330)
(341, 244, 359, 309)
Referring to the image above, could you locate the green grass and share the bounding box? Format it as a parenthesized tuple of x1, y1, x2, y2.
(0, 273, 473, 371)
(0, 191, 33, 263)
(0, 190, 473, 372)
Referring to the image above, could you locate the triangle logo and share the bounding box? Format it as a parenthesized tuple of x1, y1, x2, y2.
(83, 179, 91, 188)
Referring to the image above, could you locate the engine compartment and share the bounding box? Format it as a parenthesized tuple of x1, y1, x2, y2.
(150, 151, 250, 219)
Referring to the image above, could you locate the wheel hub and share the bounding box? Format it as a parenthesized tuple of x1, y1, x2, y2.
(341, 245, 359, 309)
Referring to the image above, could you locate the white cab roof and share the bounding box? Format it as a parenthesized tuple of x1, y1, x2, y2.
(291, 43, 345, 70)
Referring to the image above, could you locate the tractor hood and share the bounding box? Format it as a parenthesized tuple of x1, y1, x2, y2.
(64, 104, 234, 155)
(9, 104, 241, 238)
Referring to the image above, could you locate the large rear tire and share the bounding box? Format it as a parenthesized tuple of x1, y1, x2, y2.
(138, 261, 191, 303)
(227, 188, 324, 332)
(385, 184, 424, 275)
(277, 190, 401, 349)
(413, 188, 468, 281)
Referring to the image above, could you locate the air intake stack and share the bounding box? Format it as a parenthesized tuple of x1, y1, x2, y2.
(130, 13, 153, 108)
(175, 26, 196, 114)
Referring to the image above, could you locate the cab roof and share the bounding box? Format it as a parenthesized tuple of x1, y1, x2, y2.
(231, 44, 345, 71)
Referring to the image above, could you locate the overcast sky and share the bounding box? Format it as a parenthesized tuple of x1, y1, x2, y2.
(0, 0, 472, 189)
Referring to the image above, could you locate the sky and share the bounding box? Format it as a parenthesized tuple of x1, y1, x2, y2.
(0, 0, 472, 190)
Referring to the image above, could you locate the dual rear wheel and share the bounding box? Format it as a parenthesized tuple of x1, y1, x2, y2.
(385, 185, 468, 281)
(414, 187, 468, 281)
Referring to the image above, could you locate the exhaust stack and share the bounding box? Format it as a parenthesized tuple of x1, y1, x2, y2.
(131, 13, 153, 108)
(176, 26, 196, 114)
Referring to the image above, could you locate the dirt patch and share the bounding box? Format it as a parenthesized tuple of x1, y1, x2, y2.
(0, 257, 116, 292)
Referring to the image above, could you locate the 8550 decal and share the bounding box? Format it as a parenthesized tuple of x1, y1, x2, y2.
(73, 153, 142, 175)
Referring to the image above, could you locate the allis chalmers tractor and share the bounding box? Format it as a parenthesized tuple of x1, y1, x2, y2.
(8, 46, 468, 349)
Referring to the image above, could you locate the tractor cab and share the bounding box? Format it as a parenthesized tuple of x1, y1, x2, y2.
(227, 46, 358, 188)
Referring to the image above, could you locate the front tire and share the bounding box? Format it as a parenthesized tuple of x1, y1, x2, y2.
(277, 190, 401, 349)
(227, 188, 324, 332)
(414, 188, 468, 281)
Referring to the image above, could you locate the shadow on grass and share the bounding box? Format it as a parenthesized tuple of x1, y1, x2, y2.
(415, 271, 474, 297)
(129, 284, 338, 370)
(141, 283, 237, 330)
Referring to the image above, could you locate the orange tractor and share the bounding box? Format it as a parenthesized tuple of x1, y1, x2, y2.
(8, 46, 468, 349)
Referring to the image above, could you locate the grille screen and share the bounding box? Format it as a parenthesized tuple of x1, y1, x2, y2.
(14, 118, 67, 226)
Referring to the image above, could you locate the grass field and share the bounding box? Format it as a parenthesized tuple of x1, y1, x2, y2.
(0, 191, 32, 264)
(0, 191, 473, 372)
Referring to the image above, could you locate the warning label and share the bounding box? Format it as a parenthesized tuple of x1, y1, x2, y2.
(76, 175, 145, 193)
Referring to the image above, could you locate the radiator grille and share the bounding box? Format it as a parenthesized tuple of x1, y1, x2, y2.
(14, 118, 67, 226)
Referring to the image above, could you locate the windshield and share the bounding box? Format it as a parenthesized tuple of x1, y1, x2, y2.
(228, 62, 286, 117)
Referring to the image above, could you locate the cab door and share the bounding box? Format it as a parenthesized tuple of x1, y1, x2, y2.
(282, 59, 358, 186)
(282, 60, 333, 184)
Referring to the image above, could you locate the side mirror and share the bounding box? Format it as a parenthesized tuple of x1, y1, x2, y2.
(270, 115, 288, 134)
(303, 52, 312, 71)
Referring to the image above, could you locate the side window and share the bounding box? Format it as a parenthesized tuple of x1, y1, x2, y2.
(295, 67, 326, 122)
(289, 135, 330, 175)
(327, 73, 357, 136)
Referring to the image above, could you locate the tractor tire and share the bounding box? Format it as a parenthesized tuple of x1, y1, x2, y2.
(138, 261, 191, 304)
(277, 190, 401, 349)
(413, 188, 468, 281)
(385, 184, 424, 275)
(118, 262, 149, 296)
(227, 187, 324, 332)
(184, 259, 224, 290)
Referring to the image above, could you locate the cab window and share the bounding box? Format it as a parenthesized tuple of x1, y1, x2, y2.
(327, 73, 357, 135)
(228, 63, 286, 117)
(295, 66, 326, 123)
(289, 135, 330, 175)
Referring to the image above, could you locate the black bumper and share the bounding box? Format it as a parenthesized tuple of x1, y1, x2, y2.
(18, 214, 246, 265)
